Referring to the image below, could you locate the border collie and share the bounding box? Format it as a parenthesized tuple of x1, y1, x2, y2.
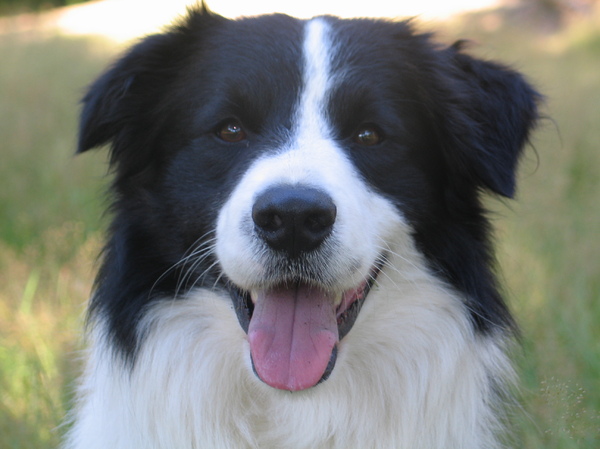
(65, 5, 539, 448)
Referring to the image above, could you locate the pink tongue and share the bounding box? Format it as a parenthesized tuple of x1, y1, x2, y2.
(248, 283, 339, 391)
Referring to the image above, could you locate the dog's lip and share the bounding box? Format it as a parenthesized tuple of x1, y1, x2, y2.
(229, 284, 253, 334)
(228, 259, 383, 341)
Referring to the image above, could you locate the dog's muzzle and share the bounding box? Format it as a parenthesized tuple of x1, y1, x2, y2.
(229, 185, 382, 391)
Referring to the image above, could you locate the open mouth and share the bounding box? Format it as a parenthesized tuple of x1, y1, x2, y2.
(229, 261, 382, 392)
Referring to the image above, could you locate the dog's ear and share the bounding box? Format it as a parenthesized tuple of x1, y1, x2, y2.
(77, 6, 225, 176)
(437, 44, 541, 198)
(77, 33, 169, 155)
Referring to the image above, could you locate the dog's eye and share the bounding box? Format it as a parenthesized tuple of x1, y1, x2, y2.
(353, 125, 382, 147)
(217, 120, 247, 143)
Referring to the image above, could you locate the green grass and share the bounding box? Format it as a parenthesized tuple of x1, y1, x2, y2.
(1, 11, 599, 448)
(0, 34, 112, 448)
(452, 12, 600, 447)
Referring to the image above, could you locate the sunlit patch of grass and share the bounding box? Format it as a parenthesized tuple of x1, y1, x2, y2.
(0, 34, 112, 249)
(0, 33, 112, 448)
(0, 228, 101, 448)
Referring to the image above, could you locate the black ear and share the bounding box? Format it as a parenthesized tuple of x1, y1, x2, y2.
(77, 5, 225, 176)
(438, 44, 541, 198)
(77, 32, 179, 154)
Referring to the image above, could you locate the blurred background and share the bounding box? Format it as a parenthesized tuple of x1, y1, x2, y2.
(0, 0, 598, 447)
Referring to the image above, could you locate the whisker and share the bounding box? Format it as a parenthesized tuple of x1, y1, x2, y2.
(149, 232, 218, 299)
(373, 241, 424, 291)
(174, 242, 219, 297)
(175, 243, 216, 289)
(180, 258, 222, 297)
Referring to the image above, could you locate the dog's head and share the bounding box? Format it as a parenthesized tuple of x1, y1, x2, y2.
(79, 7, 539, 391)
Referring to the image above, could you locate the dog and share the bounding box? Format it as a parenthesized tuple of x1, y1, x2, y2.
(65, 5, 539, 448)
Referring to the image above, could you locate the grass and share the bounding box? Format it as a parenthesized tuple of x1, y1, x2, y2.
(0, 34, 111, 447)
(449, 12, 600, 446)
(1, 9, 599, 449)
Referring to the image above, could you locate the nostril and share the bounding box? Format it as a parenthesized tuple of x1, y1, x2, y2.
(253, 210, 284, 233)
(306, 210, 335, 232)
(252, 186, 336, 257)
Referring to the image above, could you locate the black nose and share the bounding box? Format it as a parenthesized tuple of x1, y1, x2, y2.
(252, 186, 336, 258)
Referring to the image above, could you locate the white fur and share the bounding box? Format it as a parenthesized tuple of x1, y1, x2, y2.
(65, 242, 513, 449)
(65, 18, 514, 449)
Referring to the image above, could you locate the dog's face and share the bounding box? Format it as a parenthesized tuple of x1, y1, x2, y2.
(78, 9, 538, 392)
(215, 20, 407, 391)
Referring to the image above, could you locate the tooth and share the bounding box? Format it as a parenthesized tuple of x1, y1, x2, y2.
(334, 293, 343, 308)
(250, 290, 258, 304)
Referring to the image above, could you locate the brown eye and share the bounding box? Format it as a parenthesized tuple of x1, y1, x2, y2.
(353, 125, 382, 147)
(217, 120, 247, 143)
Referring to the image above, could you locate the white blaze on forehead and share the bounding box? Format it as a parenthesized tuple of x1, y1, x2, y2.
(215, 16, 405, 293)
(296, 18, 334, 142)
